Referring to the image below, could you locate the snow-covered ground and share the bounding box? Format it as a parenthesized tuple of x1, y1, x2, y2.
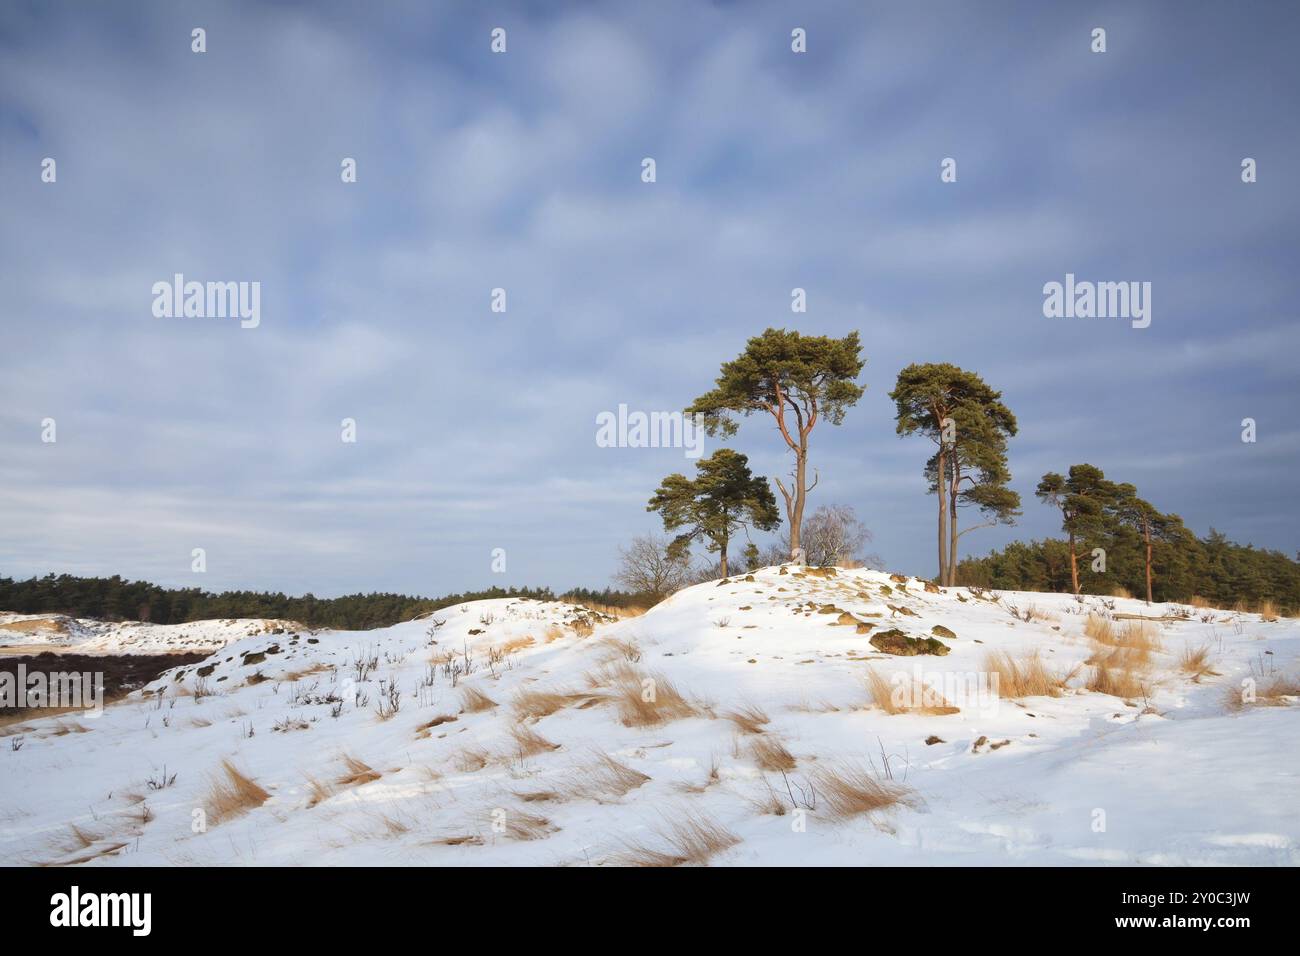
(2, 567, 1297, 866)
(0, 613, 300, 655)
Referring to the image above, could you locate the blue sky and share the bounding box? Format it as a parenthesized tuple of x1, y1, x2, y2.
(2, 0, 1297, 597)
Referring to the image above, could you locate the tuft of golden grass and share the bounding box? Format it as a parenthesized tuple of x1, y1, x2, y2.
(460, 685, 498, 713)
(984, 651, 1066, 699)
(453, 746, 490, 773)
(864, 667, 959, 715)
(67, 824, 100, 850)
(377, 811, 410, 837)
(597, 636, 643, 663)
(569, 750, 650, 798)
(1189, 595, 1213, 609)
(811, 763, 912, 819)
(205, 759, 270, 823)
(1086, 662, 1148, 700)
(1225, 674, 1300, 711)
(498, 635, 536, 654)
(304, 773, 333, 808)
(722, 702, 770, 734)
(1256, 599, 1280, 622)
(337, 754, 382, 787)
(414, 714, 458, 739)
(1178, 644, 1219, 682)
(496, 808, 556, 841)
(591, 662, 697, 727)
(543, 625, 566, 643)
(507, 722, 559, 758)
(748, 734, 796, 772)
(611, 813, 740, 866)
(1083, 613, 1116, 644)
(512, 687, 577, 720)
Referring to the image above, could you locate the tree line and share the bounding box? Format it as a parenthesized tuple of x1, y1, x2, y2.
(0, 574, 644, 629)
(629, 327, 1296, 610)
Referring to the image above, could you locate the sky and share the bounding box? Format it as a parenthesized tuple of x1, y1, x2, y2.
(1, 0, 1297, 598)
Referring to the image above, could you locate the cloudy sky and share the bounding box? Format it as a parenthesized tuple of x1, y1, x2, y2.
(2, 0, 1297, 598)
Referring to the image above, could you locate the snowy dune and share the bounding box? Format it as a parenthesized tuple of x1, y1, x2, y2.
(0, 613, 300, 655)
(2, 566, 1297, 866)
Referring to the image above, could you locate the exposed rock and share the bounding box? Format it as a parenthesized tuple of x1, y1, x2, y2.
(931, 625, 956, 640)
(869, 628, 950, 657)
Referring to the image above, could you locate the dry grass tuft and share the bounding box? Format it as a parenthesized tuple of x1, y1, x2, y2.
(748, 734, 796, 772)
(496, 808, 556, 841)
(611, 813, 740, 866)
(304, 773, 333, 808)
(507, 722, 559, 758)
(569, 750, 650, 798)
(512, 687, 578, 720)
(414, 714, 458, 739)
(864, 667, 959, 715)
(594, 663, 697, 727)
(984, 651, 1067, 699)
(1225, 674, 1300, 711)
(1178, 644, 1219, 682)
(460, 686, 498, 713)
(1086, 662, 1149, 700)
(205, 759, 270, 823)
(453, 746, 490, 772)
(337, 754, 382, 787)
(67, 824, 100, 850)
(722, 702, 770, 734)
(812, 763, 912, 819)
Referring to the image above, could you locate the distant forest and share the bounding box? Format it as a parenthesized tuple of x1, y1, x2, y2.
(956, 528, 1300, 612)
(0, 575, 647, 630)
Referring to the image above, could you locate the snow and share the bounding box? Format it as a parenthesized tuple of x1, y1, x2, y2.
(0, 613, 301, 655)
(1, 567, 1297, 866)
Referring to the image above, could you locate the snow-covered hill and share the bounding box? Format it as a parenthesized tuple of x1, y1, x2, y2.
(0, 613, 301, 655)
(2, 567, 1297, 866)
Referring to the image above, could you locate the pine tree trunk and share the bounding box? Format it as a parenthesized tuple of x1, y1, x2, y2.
(936, 446, 948, 584)
(1144, 520, 1153, 604)
(789, 447, 808, 559)
(946, 460, 960, 587)
(1068, 532, 1080, 594)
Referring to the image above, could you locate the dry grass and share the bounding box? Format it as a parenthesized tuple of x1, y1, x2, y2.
(205, 759, 270, 823)
(864, 667, 959, 715)
(507, 722, 559, 758)
(722, 702, 770, 734)
(512, 687, 578, 720)
(498, 635, 536, 654)
(748, 734, 796, 772)
(812, 763, 912, 819)
(1256, 599, 1280, 622)
(453, 746, 490, 772)
(337, 754, 382, 787)
(1225, 674, 1300, 710)
(495, 808, 556, 841)
(414, 714, 458, 738)
(460, 685, 498, 713)
(304, 773, 333, 808)
(597, 636, 642, 663)
(984, 651, 1067, 699)
(611, 813, 740, 866)
(595, 663, 697, 727)
(1086, 662, 1149, 700)
(569, 750, 650, 798)
(543, 625, 566, 643)
(1178, 644, 1219, 682)
(1189, 595, 1213, 609)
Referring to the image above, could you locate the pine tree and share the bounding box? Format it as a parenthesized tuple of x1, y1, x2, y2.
(647, 448, 781, 578)
(686, 329, 864, 560)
